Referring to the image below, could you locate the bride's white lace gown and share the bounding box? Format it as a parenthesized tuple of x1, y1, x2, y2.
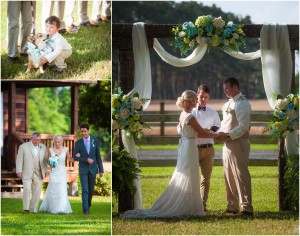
(39, 147, 72, 214)
(120, 113, 205, 218)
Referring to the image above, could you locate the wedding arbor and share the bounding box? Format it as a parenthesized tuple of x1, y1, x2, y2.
(112, 23, 299, 212)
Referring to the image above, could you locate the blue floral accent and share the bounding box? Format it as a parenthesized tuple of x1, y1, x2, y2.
(264, 93, 299, 138)
(172, 15, 246, 56)
(112, 87, 150, 141)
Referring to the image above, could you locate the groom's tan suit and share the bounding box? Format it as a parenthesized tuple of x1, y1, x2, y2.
(220, 92, 253, 213)
(16, 141, 48, 212)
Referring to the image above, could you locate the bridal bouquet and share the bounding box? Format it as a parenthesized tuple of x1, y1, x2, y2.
(172, 15, 246, 56)
(112, 87, 150, 140)
(264, 93, 299, 138)
(48, 154, 59, 168)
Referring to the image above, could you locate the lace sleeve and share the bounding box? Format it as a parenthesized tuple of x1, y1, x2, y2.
(184, 113, 194, 124)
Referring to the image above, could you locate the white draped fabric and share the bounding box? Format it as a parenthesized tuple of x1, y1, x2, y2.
(260, 24, 293, 109)
(122, 22, 298, 209)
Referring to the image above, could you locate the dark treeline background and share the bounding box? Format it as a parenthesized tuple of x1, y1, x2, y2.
(113, 1, 268, 100)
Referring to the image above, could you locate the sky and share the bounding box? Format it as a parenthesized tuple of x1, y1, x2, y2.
(200, 1, 299, 24)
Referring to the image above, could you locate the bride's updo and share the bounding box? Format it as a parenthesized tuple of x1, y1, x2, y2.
(176, 90, 196, 110)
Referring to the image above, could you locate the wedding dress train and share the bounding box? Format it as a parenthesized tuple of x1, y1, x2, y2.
(120, 113, 205, 218)
(39, 147, 72, 214)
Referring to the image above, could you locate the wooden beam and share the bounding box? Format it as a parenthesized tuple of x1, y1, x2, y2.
(7, 82, 16, 171)
(112, 24, 299, 50)
(71, 86, 79, 141)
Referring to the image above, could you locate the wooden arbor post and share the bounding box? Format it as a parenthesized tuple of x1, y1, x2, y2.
(112, 23, 299, 211)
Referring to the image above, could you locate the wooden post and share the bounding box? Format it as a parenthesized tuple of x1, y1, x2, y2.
(118, 188, 134, 213)
(278, 138, 288, 211)
(117, 49, 135, 212)
(160, 101, 165, 136)
(7, 82, 16, 171)
(70, 85, 79, 196)
(71, 86, 78, 141)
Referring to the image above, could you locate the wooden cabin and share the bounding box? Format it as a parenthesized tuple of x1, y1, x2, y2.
(1, 80, 96, 197)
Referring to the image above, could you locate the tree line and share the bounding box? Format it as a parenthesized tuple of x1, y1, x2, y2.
(112, 1, 267, 99)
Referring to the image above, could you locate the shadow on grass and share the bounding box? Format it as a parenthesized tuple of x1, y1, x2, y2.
(113, 210, 298, 221)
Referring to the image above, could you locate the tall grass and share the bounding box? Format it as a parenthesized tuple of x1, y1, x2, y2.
(112, 166, 299, 235)
(1, 1, 111, 80)
(1, 196, 111, 235)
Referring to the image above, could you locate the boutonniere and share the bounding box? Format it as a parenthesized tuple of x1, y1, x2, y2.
(39, 145, 42, 149)
(226, 107, 233, 113)
(91, 139, 95, 148)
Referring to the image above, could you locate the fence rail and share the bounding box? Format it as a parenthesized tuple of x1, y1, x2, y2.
(140, 110, 275, 144)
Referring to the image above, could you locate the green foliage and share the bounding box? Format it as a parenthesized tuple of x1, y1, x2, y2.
(284, 154, 299, 212)
(28, 87, 71, 133)
(78, 81, 111, 130)
(94, 172, 112, 197)
(112, 139, 141, 196)
(76, 172, 111, 197)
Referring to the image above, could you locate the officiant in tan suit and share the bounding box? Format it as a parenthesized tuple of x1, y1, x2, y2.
(16, 132, 49, 214)
(217, 77, 254, 217)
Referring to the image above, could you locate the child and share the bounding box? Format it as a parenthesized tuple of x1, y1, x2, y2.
(41, 16, 72, 72)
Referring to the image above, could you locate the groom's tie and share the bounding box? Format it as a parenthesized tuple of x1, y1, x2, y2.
(84, 139, 90, 154)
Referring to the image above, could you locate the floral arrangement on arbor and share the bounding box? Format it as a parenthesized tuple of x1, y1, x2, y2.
(112, 87, 150, 140)
(264, 93, 299, 139)
(172, 15, 246, 56)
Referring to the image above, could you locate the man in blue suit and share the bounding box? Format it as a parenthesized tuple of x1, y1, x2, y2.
(73, 123, 104, 215)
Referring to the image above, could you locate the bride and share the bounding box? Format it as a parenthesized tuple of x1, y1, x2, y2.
(120, 90, 219, 219)
(39, 135, 73, 214)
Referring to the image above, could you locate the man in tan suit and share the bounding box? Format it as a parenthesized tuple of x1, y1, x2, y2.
(16, 132, 49, 214)
(217, 77, 254, 217)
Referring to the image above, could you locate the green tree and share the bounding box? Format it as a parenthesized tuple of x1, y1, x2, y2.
(28, 87, 71, 134)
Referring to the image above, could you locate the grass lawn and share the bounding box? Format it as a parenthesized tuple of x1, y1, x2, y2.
(112, 166, 299, 235)
(1, 196, 111, 235)
(138, 143, 278, 150)
(1, 1, 111, 80)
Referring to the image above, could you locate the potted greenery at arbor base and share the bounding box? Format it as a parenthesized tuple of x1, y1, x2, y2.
(264, 93, 299, 211)
(112, 139, 140, 213)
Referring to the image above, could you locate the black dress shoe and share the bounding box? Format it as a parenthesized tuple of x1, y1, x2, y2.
(80, 21, 96, 27)
(83, 211, 90, 215)
(20, 52, 28, 57)
(23, 210, 29, 214)
(8, 56, 21, 64)
(237, 211, 254, 217)
(223, 209, 239, 215)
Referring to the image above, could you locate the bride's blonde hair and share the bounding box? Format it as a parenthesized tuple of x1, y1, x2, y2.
(52, 134, 64, 147)
(176, 90, 196, 110)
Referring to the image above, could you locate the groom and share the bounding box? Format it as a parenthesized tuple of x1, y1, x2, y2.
(73, 123, 104, 215)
